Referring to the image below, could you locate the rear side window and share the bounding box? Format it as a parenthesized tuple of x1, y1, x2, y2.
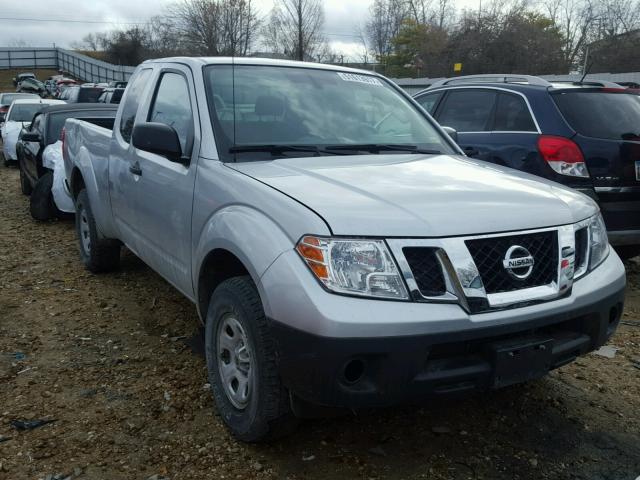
(148, 72, 193, 155)
(416, 91, 443, 114)
(553, 91, 640, 140)
(78, 88, 103, 103)
(437, 89, 497, 132)
(119, 68, 152, 143)
(494, 93, 537, 132)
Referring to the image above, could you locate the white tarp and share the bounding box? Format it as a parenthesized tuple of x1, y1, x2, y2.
(43, 141, 74, 213)
(1, 121, 27, 161)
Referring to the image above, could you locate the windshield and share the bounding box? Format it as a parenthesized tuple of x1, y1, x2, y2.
(204, 65, 454, 162)
(8, 104, 42, 122)
(552, 91, 640, 140)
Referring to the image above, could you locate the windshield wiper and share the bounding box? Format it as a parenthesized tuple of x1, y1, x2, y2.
(325, 144, 442, 154)
(229, 144, 348, 156)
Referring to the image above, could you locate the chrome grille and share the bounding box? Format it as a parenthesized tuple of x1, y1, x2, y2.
(402, 247, 446, 297)
(465, 231, 559, 294)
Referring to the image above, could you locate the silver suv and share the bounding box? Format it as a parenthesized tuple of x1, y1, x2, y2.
(62, 58, 626, 442)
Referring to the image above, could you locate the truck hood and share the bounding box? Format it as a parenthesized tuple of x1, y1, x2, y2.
(228, 154, 598, 237)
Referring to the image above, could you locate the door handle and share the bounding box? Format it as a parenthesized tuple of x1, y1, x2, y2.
(463, 147, 480, 157)
(129, 164, 142, 176)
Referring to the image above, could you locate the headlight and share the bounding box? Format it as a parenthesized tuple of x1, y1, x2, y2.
(589, 213, 609, 270)
(296, 236, 409, 300)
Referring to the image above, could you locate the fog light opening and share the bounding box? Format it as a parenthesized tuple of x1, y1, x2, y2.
(609, 305, 620, 324)
(343, 359, 365, 384)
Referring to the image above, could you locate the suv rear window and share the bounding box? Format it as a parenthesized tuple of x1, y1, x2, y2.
(553, 91, 640, 140)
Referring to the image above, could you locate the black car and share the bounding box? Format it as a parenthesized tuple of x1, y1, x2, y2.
(97, 87, 125, 104)
(414, 75, 640, 259)
(18, 103, 117, 220)
(57, 85, 104, 103)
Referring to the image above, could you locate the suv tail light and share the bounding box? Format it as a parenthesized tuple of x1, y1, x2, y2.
(537, 135, 589, 178)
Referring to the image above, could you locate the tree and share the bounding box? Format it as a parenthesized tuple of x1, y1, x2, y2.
(264, 0, 326, 61)
(171, 0, 259, 56)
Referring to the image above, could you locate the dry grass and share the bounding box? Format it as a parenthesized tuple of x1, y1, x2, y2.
(0, 69, 64, 92)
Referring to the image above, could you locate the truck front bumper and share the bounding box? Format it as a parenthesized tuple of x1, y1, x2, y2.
(260, 249, 626, 408)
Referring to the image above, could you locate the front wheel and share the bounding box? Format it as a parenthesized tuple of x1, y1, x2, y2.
(205, 276, 297, 442)
(75, 189, 120, 273)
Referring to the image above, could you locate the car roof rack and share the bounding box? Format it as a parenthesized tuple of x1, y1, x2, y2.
(429, 74, 552, 89)
(548, 79, 623, 88)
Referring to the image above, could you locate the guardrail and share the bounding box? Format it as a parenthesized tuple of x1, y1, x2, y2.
(0, 47, 135, 83)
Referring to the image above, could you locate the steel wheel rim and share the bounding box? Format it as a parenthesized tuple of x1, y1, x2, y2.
(217, 314, 253, 410)
(78, 204, 91, 255)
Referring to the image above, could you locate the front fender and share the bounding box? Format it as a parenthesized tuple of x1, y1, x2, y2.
(193, 205, 298, 296)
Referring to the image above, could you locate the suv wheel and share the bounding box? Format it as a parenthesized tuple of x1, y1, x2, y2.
(75, 189, 120, 273)
(30, 172, 59, 221)
(205, 276, 297, 442)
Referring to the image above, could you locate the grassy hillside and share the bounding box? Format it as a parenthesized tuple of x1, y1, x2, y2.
(0, 69, 65, 92)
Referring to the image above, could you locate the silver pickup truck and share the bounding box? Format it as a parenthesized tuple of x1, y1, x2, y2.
(63, 57, 626, 442)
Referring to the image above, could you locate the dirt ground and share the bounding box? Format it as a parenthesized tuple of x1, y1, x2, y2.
(0, 164, 639, 480)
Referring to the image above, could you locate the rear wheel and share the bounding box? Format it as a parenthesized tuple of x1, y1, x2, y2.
(30, 172, 59, 221)
(205, 276, 297, 442)
(75, 189, 120, 273)
(615, 245, 640, 261)
(18, 160, 32, 195)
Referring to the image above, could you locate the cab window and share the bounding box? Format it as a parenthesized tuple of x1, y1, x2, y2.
(148, 72, 193, 155)
(119, 68, 152, 143)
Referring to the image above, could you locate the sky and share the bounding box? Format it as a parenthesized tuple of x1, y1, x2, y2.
(0, 0, 478, 60)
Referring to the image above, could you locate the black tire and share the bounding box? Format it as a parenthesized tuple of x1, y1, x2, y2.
(205, 276, 297, 442)
(75, 189, 120, 273)
(29, 172, 58, 221)
(615, 245, 640, 261)
(19, 160, 32, 195)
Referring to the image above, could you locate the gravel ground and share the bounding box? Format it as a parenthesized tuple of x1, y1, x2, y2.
(0, 164, 639, 480)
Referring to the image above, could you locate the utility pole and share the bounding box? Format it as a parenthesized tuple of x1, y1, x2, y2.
(297, 0, 304, 61)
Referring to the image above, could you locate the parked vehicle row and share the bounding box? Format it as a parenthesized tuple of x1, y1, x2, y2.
(1, 98, 64, 164)
(413, 74, 640, 260)
(17, 103, 118, 220)
(55, 58, 626, 442)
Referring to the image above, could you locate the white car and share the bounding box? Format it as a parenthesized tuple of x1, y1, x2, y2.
(1, 98, 65, 163)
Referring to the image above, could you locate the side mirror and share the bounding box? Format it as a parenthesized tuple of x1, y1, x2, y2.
(21, 132, 41, 142)
(132, 122, 185, 163)
(441, 126, 458, 143)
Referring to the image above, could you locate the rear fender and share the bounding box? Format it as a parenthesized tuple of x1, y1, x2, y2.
(70, 143, 118, 240)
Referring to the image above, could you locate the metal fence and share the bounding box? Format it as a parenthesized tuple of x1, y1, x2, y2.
(0, 48, 58, 70)
(57, 49, 135, 83)
(0, 47, 135, 83)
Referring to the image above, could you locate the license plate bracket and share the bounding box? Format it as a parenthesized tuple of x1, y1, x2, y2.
(487, 337, 553, 388)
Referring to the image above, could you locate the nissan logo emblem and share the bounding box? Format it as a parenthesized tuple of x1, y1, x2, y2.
(502, 245, 535, 280)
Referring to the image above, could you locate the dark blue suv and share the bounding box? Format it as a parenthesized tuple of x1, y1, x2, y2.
(414, 75, 640, 259)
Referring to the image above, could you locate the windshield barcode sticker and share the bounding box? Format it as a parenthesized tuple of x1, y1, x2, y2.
(337, 72, 383, 86)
